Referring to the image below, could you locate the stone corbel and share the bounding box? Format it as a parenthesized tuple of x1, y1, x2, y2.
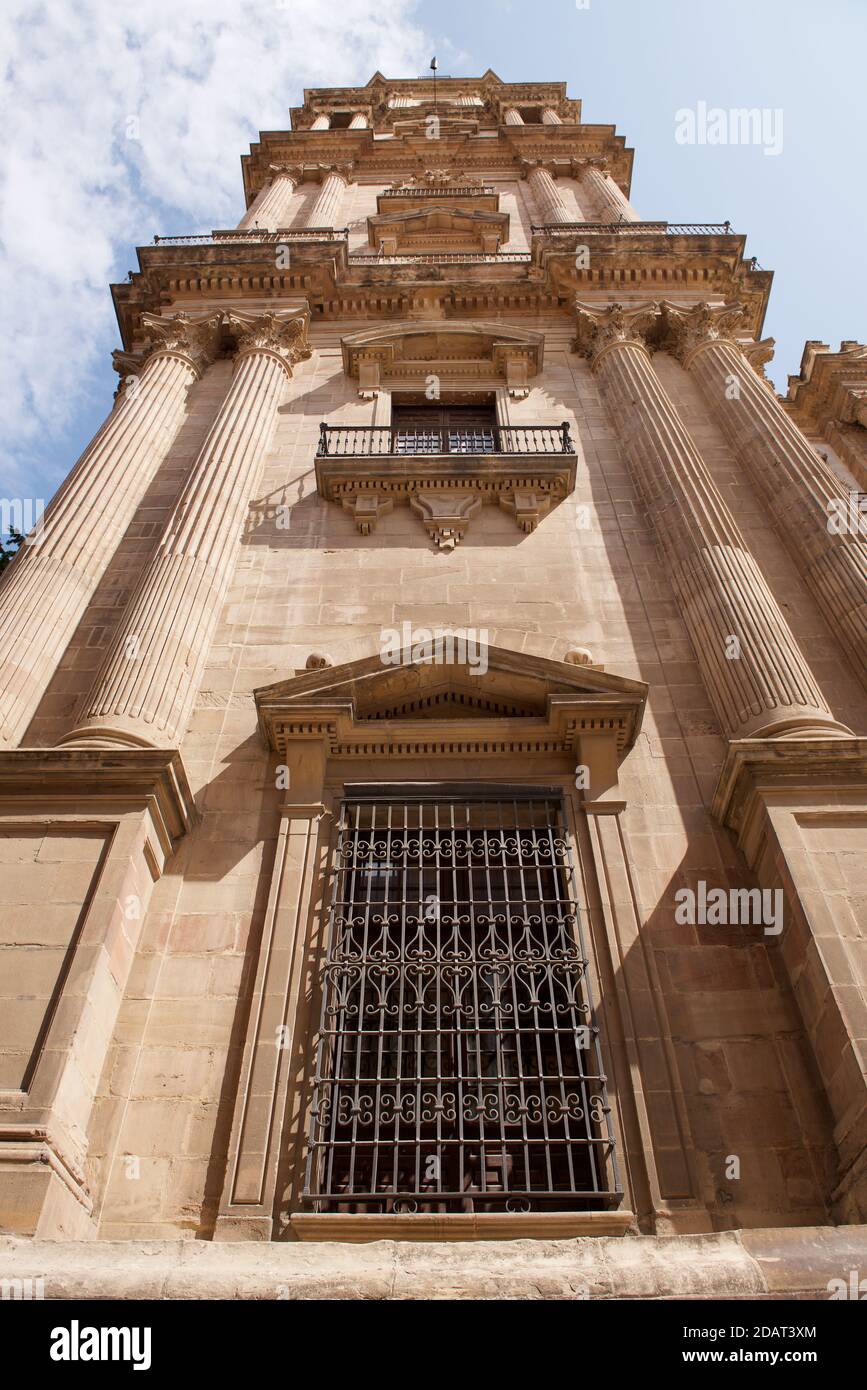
(499, 489, 551, 533)
(357, 353, 381, 397)
(352, 347, 393, 398)
(410, 492, 481, 549)
(341, 493, 393, 535)
(493, 346, 533, 397)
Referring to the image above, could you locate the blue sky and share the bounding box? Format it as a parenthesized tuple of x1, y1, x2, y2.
(2, 0, 865, 506)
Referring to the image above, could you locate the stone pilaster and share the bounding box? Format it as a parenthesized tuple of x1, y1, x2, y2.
(0, 311, 222, 750)
(574, 301, 847, 741)
(306, 167, 351, 228)
(61, 312, 311, 750)
(579, 158, 639, 222)
(526, 163, 576, 225)
(215, 739, 328, 1240)
(663, 302, 867, 690)
(237, 166, 299, 231)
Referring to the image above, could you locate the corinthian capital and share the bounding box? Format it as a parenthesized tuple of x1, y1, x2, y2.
(267, 162, 303, 181)
(661, 301, 747, 364)
(577, 156, 612, 179)
(317, 161, 354, 185)
(226, 311, 312, 375)
(741, 337, 776, 381)
(573, 300, 660, 364)
(138, 310, 224, 377)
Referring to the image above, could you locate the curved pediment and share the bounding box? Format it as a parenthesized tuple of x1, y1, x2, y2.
(341, 321, 544, 381)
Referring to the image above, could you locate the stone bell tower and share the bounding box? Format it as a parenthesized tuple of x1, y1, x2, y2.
(0, 69, 865, 1298)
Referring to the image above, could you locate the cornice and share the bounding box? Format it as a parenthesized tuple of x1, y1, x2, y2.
(111, 228, 769, 348)
(783, 339, 867, 427)
(0, 748, 198, 852)
(240, 127, 633, 204)
(711, 735, 867, 845)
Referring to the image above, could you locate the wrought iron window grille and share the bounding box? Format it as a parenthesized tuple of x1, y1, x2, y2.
(303, 787, 621, 1215)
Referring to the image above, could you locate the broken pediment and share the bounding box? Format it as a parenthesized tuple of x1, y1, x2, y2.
(254, 643, 647, 762)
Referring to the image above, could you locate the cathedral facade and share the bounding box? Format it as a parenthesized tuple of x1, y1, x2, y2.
(1, 71, 866, 1298)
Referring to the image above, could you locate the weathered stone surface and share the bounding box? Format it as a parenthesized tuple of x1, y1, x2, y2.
(0, 69, 864, 1272)
(1, 1226, 864, 1300)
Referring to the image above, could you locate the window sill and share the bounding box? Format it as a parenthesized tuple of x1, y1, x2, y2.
(289, 1210, 635, 1242)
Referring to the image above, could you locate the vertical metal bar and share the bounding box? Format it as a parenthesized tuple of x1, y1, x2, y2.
(305, 789, 618, 1211)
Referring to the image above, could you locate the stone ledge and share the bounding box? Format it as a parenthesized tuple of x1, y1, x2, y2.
(1, 1225, 865, 1300)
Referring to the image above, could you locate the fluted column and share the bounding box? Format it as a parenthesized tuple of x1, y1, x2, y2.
(237, 166, 299, 231)
(541, 108, 562, 124)
(579, 159, 639, 222)
(503, 108, 524, 125)
(0, 312, 222, 749)
(574, 302, 847, 740)
(310, 114, 330, 130)
(61, 313, 311, 749)
(663, 302, 867, 690)
(348, 112, 368, 129)
(306, 167, 350, 228)
(526, 164, 575, 225)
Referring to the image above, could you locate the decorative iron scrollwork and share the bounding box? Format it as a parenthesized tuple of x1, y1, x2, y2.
(304, 793, 620, 1214)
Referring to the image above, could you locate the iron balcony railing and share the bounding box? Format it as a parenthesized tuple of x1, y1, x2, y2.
(349, 251, 531, 264)
(152, 222, 734, 250)
(317, 422, 575, 457)
(530, 220, 733, 235)
(152, 227, 349, 245)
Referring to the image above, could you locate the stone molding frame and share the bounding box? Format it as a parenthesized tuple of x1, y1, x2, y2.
(366, 207, 510, 255)
(214, 644, 709, 1242)
(339, 321, 545, 394)
(714, 737, 867, 1221)
(318, 321, 572, 546)
(0, 749, 196, 1238)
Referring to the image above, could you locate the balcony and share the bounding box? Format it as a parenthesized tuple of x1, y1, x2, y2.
(317, 422, 574, 455)
(530, 220, 734, 236)
(315, 423, 577, 546)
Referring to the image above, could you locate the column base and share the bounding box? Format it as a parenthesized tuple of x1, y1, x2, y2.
(56, 717, 170, 751)
(743, 712, 853, 739)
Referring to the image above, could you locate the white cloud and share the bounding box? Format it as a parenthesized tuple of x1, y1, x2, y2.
(0, 0, 435, 496)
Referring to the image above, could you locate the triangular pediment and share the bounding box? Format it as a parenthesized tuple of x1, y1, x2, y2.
(255, 643, 647, 761)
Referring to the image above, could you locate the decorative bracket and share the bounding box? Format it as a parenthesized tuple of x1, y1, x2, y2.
(341, 493, 394, 535)
(410, 492, 481, 549)
(499, 490, 552, 532)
